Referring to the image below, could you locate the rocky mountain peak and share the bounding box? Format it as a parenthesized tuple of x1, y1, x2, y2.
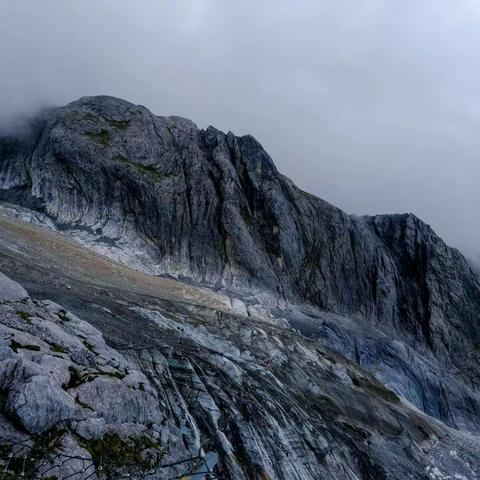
(1, 96, 479, 346)
(0, 96, 480, 479)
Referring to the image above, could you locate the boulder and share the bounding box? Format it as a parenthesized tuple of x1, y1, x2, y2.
(0, 271, 28, 302)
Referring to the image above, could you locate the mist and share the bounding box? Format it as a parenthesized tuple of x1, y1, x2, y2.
(1, 0, 479, 257)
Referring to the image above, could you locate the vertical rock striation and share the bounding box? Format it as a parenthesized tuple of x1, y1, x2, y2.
(0, 95, 479, 435)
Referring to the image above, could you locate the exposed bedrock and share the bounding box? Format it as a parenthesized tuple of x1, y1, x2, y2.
(0, 96, 479, 435)
(0, 269, 479, 479)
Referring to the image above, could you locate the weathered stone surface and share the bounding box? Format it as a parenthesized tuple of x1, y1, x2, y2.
(1, 96, 479, 433)
(1, 96, 478, 337)
(73, 376, 162, 425)
(0, 267, 477, 479)
(0, 96, 480, 478)
(0, 281, 164, 444)
(0, 271, 28, 302)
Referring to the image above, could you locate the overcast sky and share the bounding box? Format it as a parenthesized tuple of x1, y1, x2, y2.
(1, 0, 479, 257)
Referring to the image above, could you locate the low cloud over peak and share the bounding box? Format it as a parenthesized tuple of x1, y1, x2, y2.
(1, 0, 479, 255)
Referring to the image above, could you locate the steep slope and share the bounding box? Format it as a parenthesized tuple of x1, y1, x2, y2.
(0, 218, 479, 479)
(0, 96, 479, 432)
(0, 97, 478, 332)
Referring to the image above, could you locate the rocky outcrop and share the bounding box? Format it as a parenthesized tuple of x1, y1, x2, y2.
(0, 296, 163, 436)
(1, 97, 478, 335)
(0, 276, 189, 478)
(0, 268, 479, 479)
(0, 271, 28, 302)
(0, 95, 480, 477)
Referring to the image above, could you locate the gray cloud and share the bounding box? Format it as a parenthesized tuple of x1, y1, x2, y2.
(1, 0, 479, 256)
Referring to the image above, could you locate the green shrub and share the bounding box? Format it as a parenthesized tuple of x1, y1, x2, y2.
(83, 433, 160, 473)
(10, 340, 40, 353)
(65, 366, 85, 389)
(86, 129, 111, 146)
(108, 119, 130, 129)
(50, 344, 66, 354)
(114, 154, 161, 179)
(16, 311, 32, 322)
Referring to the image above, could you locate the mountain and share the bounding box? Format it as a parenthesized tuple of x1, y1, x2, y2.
(0, 207, 479, 480)
(0, 95, 479, 479)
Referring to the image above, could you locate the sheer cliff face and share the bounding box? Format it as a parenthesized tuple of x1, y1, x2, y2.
(1, 96, 480, 479)
(1, 96, 479, 350)
(1, 95, 480, 436)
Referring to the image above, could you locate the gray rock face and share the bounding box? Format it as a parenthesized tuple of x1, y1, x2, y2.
(0, 95, 480, 477)
(1, 357, 76, 433)
(0, 299, 163, 435)
(0, 268, 479, 479)
(1, 96, 478, 321)
(0, 281, 181, 478)
(0, 271, 28, 301)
